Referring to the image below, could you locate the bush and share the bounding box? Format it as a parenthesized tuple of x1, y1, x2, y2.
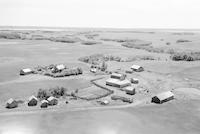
(0, 32, 21, 39)
(170, 52, 200, 61)
(81, 40, 101, 45)
(37, 87, 68, 100)
(176, 39, 191, 43)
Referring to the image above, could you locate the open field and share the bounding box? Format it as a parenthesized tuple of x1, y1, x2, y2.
(0, 28, 200, 134)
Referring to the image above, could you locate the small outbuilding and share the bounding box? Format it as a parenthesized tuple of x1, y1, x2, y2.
(20, 68, 33, 75)
(110, 73, 126, 80)
(98, 100, 109, 105)
(106, 78, 131, 88)
(40, 100, 48, 108)
(151, 91, 174, 104)
(124, 86, 136, 95)
(47, 96, 58, 106)
(131, 65, 144, 72)
(28, 95, 38, 106)
(130, 78, 139, 84)
(6, 98, 18, 109)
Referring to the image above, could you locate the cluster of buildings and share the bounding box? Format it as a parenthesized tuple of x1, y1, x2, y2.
(6, 95, 58, 109)
(20, 64, 66, 75)
(105, 64, 175, 104)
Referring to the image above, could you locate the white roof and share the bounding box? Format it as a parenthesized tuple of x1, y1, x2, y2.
(22, 68, 32, 73)
(28, 95, 38, 101)
(106, 78, 130, 85)
(131, 65, 141, 70)
(111, 73, 123, 77)
(7, 98, 15, 104)
(47, 96, 57, 101)
(156, 91, 174, 101)
(41, 100, 48, 103)
(124, 86, 135, 91)
(56, 64, 65, 70)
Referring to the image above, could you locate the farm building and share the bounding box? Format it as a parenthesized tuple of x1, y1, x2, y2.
(56, 64, 65, 71)
(131, 65, 144, 72)
(47, 96, 58, 106)
(151, 91, 174, 104)
(106, 78, 131, 88)
(6, 98, 18, 109)
(20, 68, 33, 75)
(28, 95, 38, 106)
(124, 86, 136, 95)
(110, 73, 126, 80)
(40, 100, 48, 108)
(130, 78, 139, 84)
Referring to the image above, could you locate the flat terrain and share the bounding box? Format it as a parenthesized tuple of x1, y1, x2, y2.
(0, 28, 200, 134)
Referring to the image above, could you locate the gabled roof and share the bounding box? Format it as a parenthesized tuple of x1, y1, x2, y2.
(41, 100, 48, 103)
(7, 98, 15, 104)
(106, 78, 130, 85)
(47, 96, 57, 101)
(155, 91, 174, 101)
(131, 65, 142, 70)
(22, 68, 32, 73)
(28, 95, 38, 101)
(124, 86, 135, 91)
(111, 73, 123, 77)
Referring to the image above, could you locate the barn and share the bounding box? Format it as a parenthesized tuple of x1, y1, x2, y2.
(110, 73, 126, 80)
(20, 68, 33, 75)
(6, 98, 18, 109)
(124, 86, 136, 95)
(151, 91, 174, 104)
(40, 100, 48, 108)
(131, 65, 144, 72)
(106, 78, 131, 88)
(47, 96, 58, 106)
(28, 95, 38, 106)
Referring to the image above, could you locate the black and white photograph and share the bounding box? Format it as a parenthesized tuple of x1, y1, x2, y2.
(0, 0, 200, 134)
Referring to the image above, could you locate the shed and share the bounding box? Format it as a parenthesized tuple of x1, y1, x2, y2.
(124, 86, 136, 95)
(40, 100, 48, 108)
(20, 68, 33, 75)
(28, 95, 38, 106)
(47, 96, 58, 106)
(151, 91, 174, 104)
(98, 100, 109, 105)
(131, 65, 144, 72)
(130, 78, 139, 84)
(6, 98, 18, 109)
(106, 78, 131, 88)
(110, 73, 126, 80)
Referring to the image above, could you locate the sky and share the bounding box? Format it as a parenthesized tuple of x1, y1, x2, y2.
(1, 0, 200, 29)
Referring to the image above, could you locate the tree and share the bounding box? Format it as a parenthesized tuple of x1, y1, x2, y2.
(101, 61, 107, 71)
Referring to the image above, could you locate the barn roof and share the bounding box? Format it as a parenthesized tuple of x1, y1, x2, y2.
(7, 98, 15, 104)
(106, 78, 130, 85)
(155, 91, 174, 101)
(47, 96, 57, 101)
(124, 86, 135, 91)
(131, 65, 142, 70)
(111, 73, 124, 78)
(28, 95, 38, 101)
(41, 100, 48, 103)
